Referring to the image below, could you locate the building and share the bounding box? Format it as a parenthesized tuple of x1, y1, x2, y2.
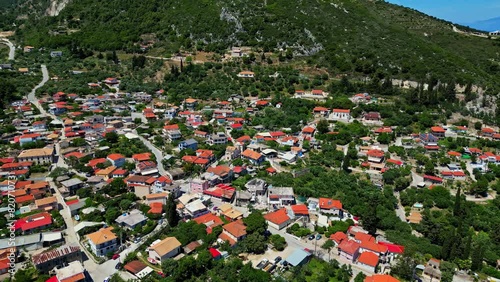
(430, 126, 446, 139)
(52, 261, 86, 282)
(124, 260, 147, 277)
(245, 178, 267, 195)
(107, 153, 126, 167)
(423, 258, 442, 280)
(364, 112, 381, 121)
(264, 208, 291, 230)
(96, 166, 117, 181)
(241, 149, 265, 165)
(357, 251, 379, 272)
(17, 147, 55, 164)
(285, 248, 311, 267)
(330, 232, 348, 246)
(207, 132, 228, 145)
(338, 240, 360, 262)
(35, 196, 58, 211)
(267, 187, 295, 207)
(219, 219, 247, 246)
(148, 237, 182, 264)
(178, 139, 198, 151)
(330, 109, 351, 122)
(32, 244, 82, 273)
(367, 149, 385, 163)
(364, 274, 400, 282)
(115, 209, 148, 230)
(145, 192, 169, 205)
(60, 178, 84, 195)
(50, 51, 63, 57)
(318, 198, 343, 216)
(184, 199, 209, 218)
(86, 227, 118, 257)
(237, 71, 255, 78)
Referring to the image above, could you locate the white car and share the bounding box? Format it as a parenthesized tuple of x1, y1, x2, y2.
(103, 277, 110, 282)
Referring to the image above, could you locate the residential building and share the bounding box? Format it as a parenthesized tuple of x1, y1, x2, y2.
(330, 109, 351, 122)
(190, 178, 210, 194)
(423, 258, 442, 281)
(107, 153, 126, 167)
(430, 126, 446, 139)
(285, 248, 311, 267)
(364, 112, 381, 121)
(330, 232, 348, 246)
(32, 244, 82, 273)
(178, 139, 198, 151)
(184, 199, 208, 218)
(237, 71, 255, 78)
(219, 219, 247, 246)
(207, 132, 228, 145)
(241, 149, 265, 165)
(357, 251, 379, 272)
(364, 275, 400, 282)
(53, 261, 86, 282)
(35, 196, 58, 211)
(60, 178, 84, 195)
(194, 213, 224, 234)
(267, 187, 295, 207)
(148, 237, 182, 263)
(264, 208, 291, 230)
(225, 146, 241, 160)
(206, 165, 233, 183)
(86, 227, 118, 257)
(338, 240, 360, 262)
(245, 178, 267, 195)
(318, 198, 343, 216)
(145, 192, 169, 205)
(17, 147, 55, 164)
(115, 209, 148, 230)
(95, 166, 117, 181)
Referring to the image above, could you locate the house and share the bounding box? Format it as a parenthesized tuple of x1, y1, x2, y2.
(207, 132, 228, 145)
(194, 213, 224, 234)
(241, 149, 265, 165)
(19, 133, 42, 146)
(367, 149, 385, 163)
(219, 219, 247, 246)
(124, 260, 147, 277)
(364, 112, 381, 121)
(60, 178, 84, 195)
(25, 181, 50, 199)
(418, 133, 439, 146)
(267, 187, 295, 207)
(203, 184, 236, 202)
(302, 126, 315, 136)
(330, 109, 351, 122)
(35, 196, 58, 211)
(24, 46, 35, 52)
(96, 166, 117, 181)
(225, 146, 241, 160)
(481, 127, 496, 137)
(145, 192, 169, 205)
(148, 202, 163, 214)
(32, 244, 81, 273)
(423, 258, 442, 280)
(148, 237, 182, 263)
(206, 165, 233, 183)
(264, 208, 291, 230)
(86, 227, 118, 257)
(104, 77, 119, 85)
(115, 209, 148, 230)
(137, 161, 158, 176)
(290, 204, 309, 218)
(107, 153, 126, 167)
(360, 240, 388, 257)
(330, 232, 348, 246)
(430, 126, 446, 139)
(132, 153, 152, 163)
(184, 199, 209, 218)
(357, 251, 379, 272)
(66, 198, 87, 216)
(318, 198, 343, 216)
(424, 175, 443, 184)
(52, 261, 86, 282)
(364, 275, 400, 282)
(237, 71, 255, 78)
(50, 51, 63, 57)
(14, 212, 52, 234)
(184, 98, 198, 109)
(163, 124, 182, 141)
(338, 240, 361, 262)
(111, 169, 128, 178)
(17, 147, 55, 164)
(178, 139, 198, 151)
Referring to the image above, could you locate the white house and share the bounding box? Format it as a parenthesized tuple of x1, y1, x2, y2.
(148, 237, 182, 264)
(86, 227, 118, 257)
(329, 109, 351, 122)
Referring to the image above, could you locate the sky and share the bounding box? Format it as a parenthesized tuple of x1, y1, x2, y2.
(385, 0, 500, 24)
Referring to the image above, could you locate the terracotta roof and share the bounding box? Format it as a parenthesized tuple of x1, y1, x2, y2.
(482, 127, 495, 133)
(364, 274, 399, 282)
(430, 126, 446, 133)
(86, 227, 117, 245)
(194, 213, 224, 228)
(35, 196, 57, 207)
(358, 252, 379, 267)
(150, 237, 181, 256)
(222, 219, 247, 238)
(163, 124, 179, 131)
(355, 232, 375, 243)
(206, 165, 231, 177)
(124, 260, 147, 274)
(333, 109, 350, 113)
(32, 244, 80, 265)
(338, 240, 360, 255)
(107, 153, 125, 161)
(15, 195, 34, 204)
(313, 107, 329, 112)
(264, 208, 290, 225)
(132, 152, 151, 162)
(14, 212, 51, 231)
(360, 240, 388, 253)
(302, 127, 315, 133)
(367, 149, 385, 158)
(330, 232, 348, 244)
(291, 204, 309, 215)
(319, 198, 342, 210)
(148, 202, 163, 214)
(145, 192, 169, 200)
(447, 151, 462, 157)
(242, 149, 263, 160)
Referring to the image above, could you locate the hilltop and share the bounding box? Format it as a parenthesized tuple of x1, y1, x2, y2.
(1, 0, 500, 88)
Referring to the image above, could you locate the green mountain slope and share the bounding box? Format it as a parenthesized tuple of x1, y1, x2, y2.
(5, 0, 500, 87)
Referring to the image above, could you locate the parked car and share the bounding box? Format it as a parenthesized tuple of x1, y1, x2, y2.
(112, 253, 120, 260)
(274, 256, 282, 263)
(103, 278, 110, 282)
(316, 234, 322, 240)
(308, 234, 315, 240)
(115, 262, 121, 269)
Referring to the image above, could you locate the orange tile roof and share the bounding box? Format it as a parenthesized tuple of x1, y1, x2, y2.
(338, 240, 360, 255)
(241, 149, 262, 160)
(482, 127, 495, 133)
(355, 232, 375, 243)
(148, 202, 163, 214)
(263, 208, 290, 225)
(222, 219, 247, 238)
(360, 240, 388, 253)
(333, 109, 350, 113)
(330, 232, 347, 244)
(364, 274, 399, 282)
(107, 153, 125, 161)
(291, 204, 309, 215)
(319, 198, 342, 210)
(86, 227, 117, 245)
(430, 126, 446, 133)
(358, 252, 379, 267)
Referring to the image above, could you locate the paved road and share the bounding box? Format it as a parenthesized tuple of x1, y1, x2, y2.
(27, 65, 50, 116)
(0, 38, 15, 60)
(411, 171, 423, 187)
(393, 191, 407, 222)
(133, 129, 173, 180)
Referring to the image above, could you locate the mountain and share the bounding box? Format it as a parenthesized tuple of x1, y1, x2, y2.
(2, 0, 500, 88)
(465, 16, 500, 32)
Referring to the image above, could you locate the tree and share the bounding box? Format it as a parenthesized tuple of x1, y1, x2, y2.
(471, 232, 490, 271)
(49, 167, 70, 178)
(391, 254, 415, 281)
(242, 233, 267, 254)
(321, 239, 335, 260)
(354, 272, 366, 282)
(377, 133, 391, 144)
(317, 119, 329, 134)
(243, 211, 267, 235)
(474, 121, 482, 130)
(269, 234, 286, 251)
(165, 194, 179, 227)
(105, 131, 119, 143)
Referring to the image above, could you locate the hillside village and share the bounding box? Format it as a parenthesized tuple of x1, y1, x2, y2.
(0, 18, 500, 282)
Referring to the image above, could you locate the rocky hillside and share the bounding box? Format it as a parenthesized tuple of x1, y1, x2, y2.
(2, 0, 500, 88)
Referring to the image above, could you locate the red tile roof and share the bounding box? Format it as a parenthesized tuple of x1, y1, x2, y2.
(358, 252, 379, 267)
(367, 149, 385, 158)
(482, 127, 495, 133)
(319, 198, 342, 210)
(242, 149, 263, 160)
(333, 109, 350, 113)
(330, 232, 348, 244)
(163, 124, 179, 131)
(364, 274, 400, 282)
(430, 126, 446, 133)
(424, 175, 443, 183)
(15, 212, 52, 231)
(355, 232, 375, 243)
(302, 127, 315, 134)
(263, 208, 290, 225)
(360, 240, 388, 253)
(290, 204, 309, 216)
(107, 153, 125, 161)
(338, 240, 360, 255)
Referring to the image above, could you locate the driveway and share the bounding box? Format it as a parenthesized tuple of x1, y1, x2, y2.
(0, 38, 15, 60)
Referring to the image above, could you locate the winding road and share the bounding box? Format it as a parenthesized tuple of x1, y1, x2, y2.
(27, 65, 50, 116)
(0, 38, 15, 60)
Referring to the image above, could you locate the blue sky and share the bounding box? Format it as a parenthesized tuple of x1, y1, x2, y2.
(386, 0, 500, 24)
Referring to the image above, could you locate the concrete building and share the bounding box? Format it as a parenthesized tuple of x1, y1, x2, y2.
(148, 237, 182, 264)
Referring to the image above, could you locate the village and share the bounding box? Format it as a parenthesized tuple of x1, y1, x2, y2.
(0, 43, 499, 282)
